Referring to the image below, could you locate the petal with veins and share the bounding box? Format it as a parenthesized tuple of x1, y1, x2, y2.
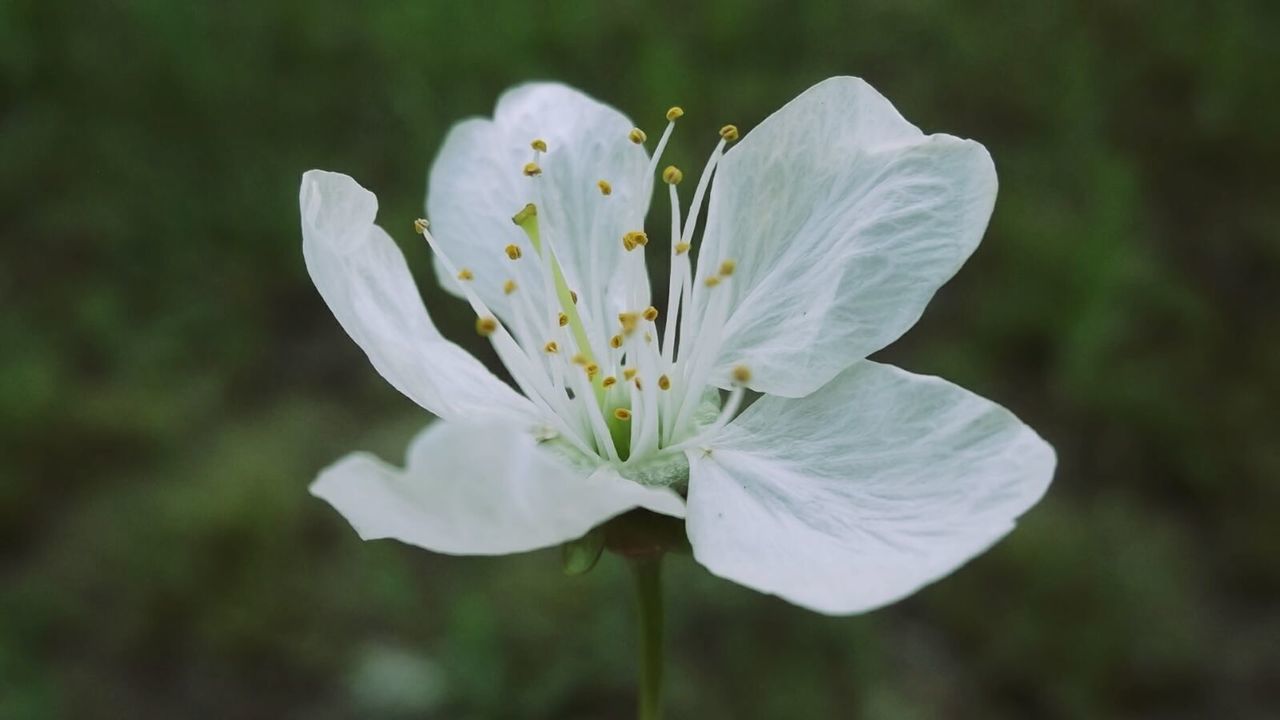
(696, 77, 998, 397)
(312, 420, 685, 556)
(685, 360, 1054, 615)
(301, 170, 534, 423)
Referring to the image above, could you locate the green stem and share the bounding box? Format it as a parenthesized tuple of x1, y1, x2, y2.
(628, 554, 665, 720)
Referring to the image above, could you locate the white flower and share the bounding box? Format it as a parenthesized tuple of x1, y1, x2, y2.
(301, 77, 1055, 615)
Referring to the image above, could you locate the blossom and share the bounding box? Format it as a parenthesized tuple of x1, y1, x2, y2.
(300, 77, 1055, 615)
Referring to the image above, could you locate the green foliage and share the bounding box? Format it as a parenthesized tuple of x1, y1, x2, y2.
(2, 0, 1278, 717)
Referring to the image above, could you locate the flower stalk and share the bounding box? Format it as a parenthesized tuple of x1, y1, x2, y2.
(629, 553, 665, 720)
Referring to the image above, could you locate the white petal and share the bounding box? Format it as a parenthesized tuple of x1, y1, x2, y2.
(697, 77, 998, 397)
(427, 83, 651, 349)
(301, 170, 534, 423)
(312, 420, 685, 555)
(685, 361, 1054, 615)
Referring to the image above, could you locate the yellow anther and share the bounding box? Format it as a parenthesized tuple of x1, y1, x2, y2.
(504, 244, 523, 260)
(628, 128, 647, 144)
(674, 242, 691, 255)
(622, 230, 649, 252)
(511, 203, 538, 225)
(456, 267, 474, 281)
(503, 279, 518, 295)
(584, 363, 599, 379)
(475, 316, 498, 337)
(662, 165, 683, 185)
(571, 353, 589, 366)
(732, 365, 752, 385)
(610, 334, 624, 349)
(413, 218, 429, 234)
(597, 179, 613, 196)
(522, 162, 542, 177)
(618, 312, 639, 333)
(704, 275, 722, 288)
(719, 124, 740, 142)
(570, 290, 578, 304)
(658, 374, 671, 390)
(623, 367, 638, 381)
(666, 106, 684, 121)
(602, 376, 618, 388)
(558, 312, 569, 327)
(614, 408, 632, 421)
(719, 259, 736, 276)
(633, 376, 643, 390)
(544, 341, 559, 354)
(530, 138, 548, 152)
(642, 306, 659, 322)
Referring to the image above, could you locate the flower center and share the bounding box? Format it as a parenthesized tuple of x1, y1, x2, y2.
(416, 109, 749, 466)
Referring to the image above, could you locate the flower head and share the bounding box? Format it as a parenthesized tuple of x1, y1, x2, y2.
(301, 77, 1055, 614)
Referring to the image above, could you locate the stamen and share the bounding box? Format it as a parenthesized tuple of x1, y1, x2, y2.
(660, 174, 685, 369)
(647, 114, 679, 178)
(622, 230, 648, 251)
(671, 264, 735, 442)
(416, 219, 593, 456)
(424, 114, 752, 463)
(567, 360, 621, 462)
(475, 316, 498, 337)
(412, 218, 429, 233)
(673, 130, 732, 372)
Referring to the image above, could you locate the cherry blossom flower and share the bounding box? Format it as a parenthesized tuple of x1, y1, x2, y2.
(301, 77, 1055, 615)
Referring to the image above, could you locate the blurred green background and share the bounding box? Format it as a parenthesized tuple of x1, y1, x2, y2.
(3, 1, 1278, 718)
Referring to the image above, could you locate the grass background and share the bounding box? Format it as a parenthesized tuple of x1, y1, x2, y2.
(2, 1, 1278, 717)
